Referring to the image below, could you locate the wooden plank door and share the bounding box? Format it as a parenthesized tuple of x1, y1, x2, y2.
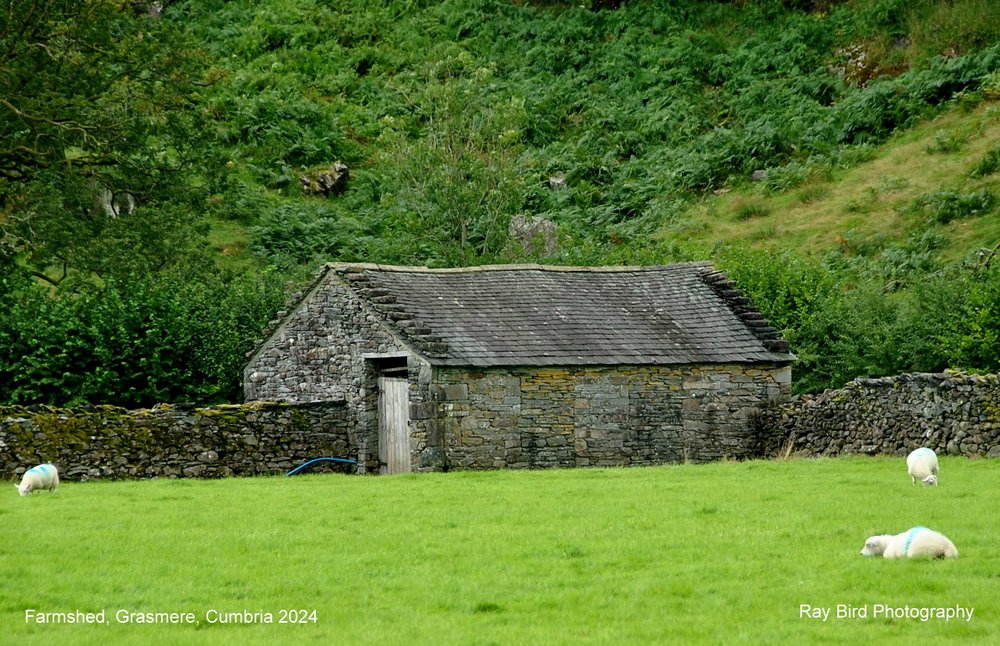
(378, 375, 411, 474)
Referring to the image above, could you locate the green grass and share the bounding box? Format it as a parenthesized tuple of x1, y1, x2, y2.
(3, 458, 998, 645)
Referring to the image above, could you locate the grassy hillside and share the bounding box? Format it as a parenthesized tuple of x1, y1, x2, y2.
(664, 98, 1000, 263)
(4, 459, 998, 644)
(173, 0, 1000, 269)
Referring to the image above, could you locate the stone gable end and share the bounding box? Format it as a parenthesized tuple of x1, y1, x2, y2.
(244, 273, 414, 404)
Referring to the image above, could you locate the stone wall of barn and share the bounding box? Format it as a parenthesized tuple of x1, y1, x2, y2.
(244, 271, 411, 405)
(0, 400, 367, 482)
(752, 372, 1000, 458)
(432, 363, 792, 469)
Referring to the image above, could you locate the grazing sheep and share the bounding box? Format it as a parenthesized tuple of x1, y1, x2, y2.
(907, 448, 939, 486)
(15, 464, 60, 496)
(860, 526, 958, 559)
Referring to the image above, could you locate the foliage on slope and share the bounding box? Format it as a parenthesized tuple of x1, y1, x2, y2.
(176, 0, 1000, 266)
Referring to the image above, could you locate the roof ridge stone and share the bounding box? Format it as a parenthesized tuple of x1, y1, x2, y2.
(328, 261, 714, 274)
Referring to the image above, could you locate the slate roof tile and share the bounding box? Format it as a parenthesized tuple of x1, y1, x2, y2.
(325, 262, 795, 367)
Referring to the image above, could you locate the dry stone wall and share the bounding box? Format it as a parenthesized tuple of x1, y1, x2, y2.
(753, 372, 1000, 458)
(0, 400, 366, 482)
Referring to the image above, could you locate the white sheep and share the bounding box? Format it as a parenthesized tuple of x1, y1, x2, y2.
(860, 526, 958, 559)
(15, 463, 60, 496)
(907, 447, 939, 486)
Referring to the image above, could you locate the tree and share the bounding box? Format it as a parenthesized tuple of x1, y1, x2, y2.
(0, 0, 210, 286)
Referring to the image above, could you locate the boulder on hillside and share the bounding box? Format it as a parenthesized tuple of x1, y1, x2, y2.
(301, 162, 349, 197)
(510, 214, 557, 256)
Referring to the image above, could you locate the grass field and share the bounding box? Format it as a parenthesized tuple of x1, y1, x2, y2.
(2, 457, 998, 645)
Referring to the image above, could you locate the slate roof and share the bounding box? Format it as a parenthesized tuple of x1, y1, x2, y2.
(322, 262, 795, 367)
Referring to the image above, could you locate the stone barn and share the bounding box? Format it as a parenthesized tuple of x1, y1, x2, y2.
(243, 263, 795, 473)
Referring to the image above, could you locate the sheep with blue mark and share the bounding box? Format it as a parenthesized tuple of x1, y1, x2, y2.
(860, 526, 958, 559)
(16, 464, 60, 496)
(907, 447, 939, 486)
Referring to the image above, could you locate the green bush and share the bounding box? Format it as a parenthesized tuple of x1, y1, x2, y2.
(936, 264, 1000, 372)
(907, 189, 997, 225)
(251, 202, 368, 267)
(719, 246, 1000, 393)
(969, 143, 1000, 178)
(0, 268, 287, 407)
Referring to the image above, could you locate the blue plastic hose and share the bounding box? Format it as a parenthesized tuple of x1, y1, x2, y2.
(286, 457, 359, 476)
